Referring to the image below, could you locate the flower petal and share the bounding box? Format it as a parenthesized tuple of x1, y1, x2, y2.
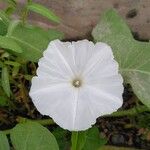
(30, 77, 85, 130)
(41, 40, 75, 78)
(29, 40, 124, 131)
(71, 40, 95, 75)
(83, 42, 114, 76)
(30, 77, 75, 128)
(69, 84, 123, 131)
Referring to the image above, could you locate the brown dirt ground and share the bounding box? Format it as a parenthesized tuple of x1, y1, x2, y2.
(15, 0, 150, 41)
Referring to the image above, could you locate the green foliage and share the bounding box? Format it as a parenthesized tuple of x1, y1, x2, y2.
(0, 94, 9, 106)
(1, 2, 150, 149)
(0, 1, 64, 149)
(4, 22, 63, 62)
(0, 10, 9, 36)
(27, 2, 60, 23)
(0, 35, 22, 53)
(48, 29, 64, 41)
(82, 127, 107, 150)
(0, 10, 10, 25)
(52, 127, 70, 150)
(0, 3, 63, 98)
(71, 127, 107, 150)
(0, 21, 7, 36)
(1, 66, 11, 97)
(5, 6, 16, 16)
(4, 0, 16, 7)
(4, 0, 16, 16)
(4, 60, 20, 67)
(0, 131, 10, 150)
(10, 122, 59, 150)
(92, 9, 150, 109)
(136, 113, 150, 130)
(77, 132, 87, 150)
(71, 131, 87, 150)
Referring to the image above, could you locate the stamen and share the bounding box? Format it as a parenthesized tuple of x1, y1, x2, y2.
(72, 79, 82, 88)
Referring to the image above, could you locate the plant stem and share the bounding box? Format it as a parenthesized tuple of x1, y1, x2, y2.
(27, 0, 32, 3)
(16, 116, 55, 125)
(105, 105, 150, 117)
(2, 129, 12, 135)
(2, 105, 149, 135)
(21, 0, 30, 25)
(2, 117, 55, 135)
(21, 8, 28, 25)
(71, 131, 79, 150)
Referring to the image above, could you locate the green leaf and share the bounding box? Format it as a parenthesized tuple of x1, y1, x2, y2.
(6, 23, 63, 62)
(52, 127, 69, 150)
(0, 131, 10, 150)
(5, 0, 16, 6)
(0, 10, 10, 25)
(27, 3, 60, 23)
(0, 21, 7, 36)
(48, 29, 64, 41)
(0, 11, 9, 35)
(10, 122, 59, 150)
(6, 20, 20, 36)
(83, 127, 107, 150)
(5, 6, 16, 16)
(12, 66, 20, 77)
(4, 60, 20, 67)
(0, 35, 22, 53)
(0, 96, 9, 106)
(92, 9, 150, 109)
(1, 66, 11, 97)
(136, 113, 150, 130)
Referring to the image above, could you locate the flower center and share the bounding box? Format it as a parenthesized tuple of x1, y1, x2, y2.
(72, 79, 82, 88)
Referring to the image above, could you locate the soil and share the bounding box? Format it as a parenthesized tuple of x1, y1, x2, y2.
(97, 85, 150, 149)
(17, 0, 150, 40)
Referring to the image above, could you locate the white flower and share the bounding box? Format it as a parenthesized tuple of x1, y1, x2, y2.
(29, 39, 123, 131)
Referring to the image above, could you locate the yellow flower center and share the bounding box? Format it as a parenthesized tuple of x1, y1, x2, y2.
(72, 79, 82, 88)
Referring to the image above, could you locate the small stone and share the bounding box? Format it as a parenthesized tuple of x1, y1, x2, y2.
(111, 134, 125, 145)
(126, 9, 137, 19)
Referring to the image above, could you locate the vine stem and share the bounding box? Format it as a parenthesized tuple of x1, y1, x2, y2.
(2, 105, 149, 135)
(2, 117, 55, 135)
(2, 129, 12, 135)
(21, 7, 28, 25)
(105, 105, 150, 117)
(16, 116, 55, 125)
(71, 131, 79, 150)
(21, 0, 31, 25)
